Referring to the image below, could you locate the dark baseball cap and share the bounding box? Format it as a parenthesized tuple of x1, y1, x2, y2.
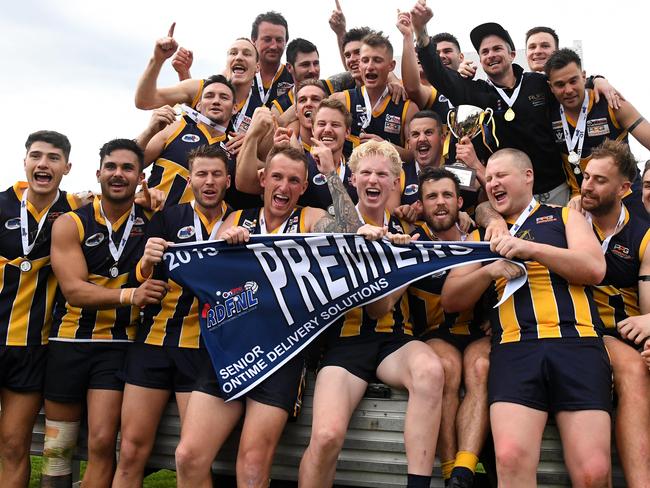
(470, 22, 515, 52)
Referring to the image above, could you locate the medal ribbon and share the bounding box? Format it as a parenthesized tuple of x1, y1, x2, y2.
(361, 86, 390, 129)
(180, 104, 228, 133)
(191, 201, 227, 241)
(259, 208, 296, 234)
(99, 201, 136, 266)
(487, 76, 523, 114)
(232, 89, 253, 133)
(586, 203, 626, 254)
(559, 91, 590, 164)
(20, 188, 60, 257)
(509, 197, 537, 236)
(255, 65, 284, 105)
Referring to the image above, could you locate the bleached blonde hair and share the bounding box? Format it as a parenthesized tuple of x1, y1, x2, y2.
(348, 140, 402, 179)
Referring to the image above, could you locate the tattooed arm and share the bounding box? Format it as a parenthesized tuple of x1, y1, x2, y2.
(310, 170, 362, 233)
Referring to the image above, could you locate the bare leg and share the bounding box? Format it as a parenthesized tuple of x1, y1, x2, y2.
(377, 341, 444, 476)
(426, 339, 462, 465)
(490, 402, 547, 488)
(236, 399, 289, 487)
(604, 336, 650, 487)
(298, 366, 367, 487)
(112, 385, 170, 488)
(457, 337, 490, 453)
(175, 391, 243, 488)
(556, 409, 611, 488)
(0, 389, 42, 488)
(82, 389, 123, 488)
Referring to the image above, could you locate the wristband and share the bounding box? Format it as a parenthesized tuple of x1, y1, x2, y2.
(639, 275, 650, 282)
(129, 288, 137, 305)
(119, 289, 127, 305)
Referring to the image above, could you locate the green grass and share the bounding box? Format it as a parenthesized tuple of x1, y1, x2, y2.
(29, 456, 176, 487)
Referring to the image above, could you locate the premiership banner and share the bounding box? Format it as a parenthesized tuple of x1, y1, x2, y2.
(165, 234, 524, 400)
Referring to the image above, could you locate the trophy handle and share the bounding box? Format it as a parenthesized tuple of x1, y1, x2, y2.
(482, 107, 494, 126)
(446, 109, 459, 139)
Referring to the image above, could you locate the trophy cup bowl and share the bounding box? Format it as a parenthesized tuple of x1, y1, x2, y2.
(446, 105, 494, 191)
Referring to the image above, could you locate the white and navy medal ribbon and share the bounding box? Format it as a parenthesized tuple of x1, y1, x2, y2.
(180, 104, 228, 134)
(586, 203, 626, 254)
(559, 91, 589, 167)
(255, 66, 283, 105)
(360, 86, 389, 129)
(259, 208, 294, 234)
(509, 197, 537, 236)
(232, 89, 253, 133)
(487, 76, 523, 115)
(19, 189, 60, 271)
(336, 157, 347, 183)
(191, 201, 227, 241)
(99, 201, 136, 277)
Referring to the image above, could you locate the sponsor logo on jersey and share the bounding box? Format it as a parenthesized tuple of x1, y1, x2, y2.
(133, 217, 145, 226)
(536, 215, 557, 224)
(312, 174, 327, 185)
(612, 243, 632, 259)
(384, 114, 401, 135)
(177, 226, 196, 239)
(5, 217, 20, 230)
(241, 219, 257, 232)
(182, 134, 201, 143)
(587, 118, 611, 137)
(528, 93, 546, 107)
(85, 232, 105, 247)
(404, 183, 419, 196)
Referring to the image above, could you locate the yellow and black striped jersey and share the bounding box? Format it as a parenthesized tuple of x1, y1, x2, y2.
(254, 64, 294, 108)
(232, 206, 307, 235)
(0, 182, 79, 346)
(591, 205, 650, 336)
(408, 224, 481, 338)
(343, 86, 411, 157)
(334, 214, 412, 337)
(49, 198, 150, 342)
(551, 90, 630, 195)
(136, 202, 232, 348)
(490, 204, 602, 344)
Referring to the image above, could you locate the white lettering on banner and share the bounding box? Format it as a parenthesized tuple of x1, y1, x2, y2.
(219, 345, 265, 379)
(249, 235, 477, 326)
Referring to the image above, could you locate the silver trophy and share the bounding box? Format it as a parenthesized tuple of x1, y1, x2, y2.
(446, 105, 494, 191)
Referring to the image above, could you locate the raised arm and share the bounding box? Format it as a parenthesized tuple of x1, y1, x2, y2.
(135, 23, 201, 109)
(397, 10, 432, 108)
(236, 107, 275, 194)
(329, 0, 348, 70)
(135, 106, 178, 168)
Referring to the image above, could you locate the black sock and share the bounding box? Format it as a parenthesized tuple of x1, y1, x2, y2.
(407, 473, 431, 487)
(450, 466, 475, 482)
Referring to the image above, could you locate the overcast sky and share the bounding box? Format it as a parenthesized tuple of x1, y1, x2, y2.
(3, 0, 648, 192)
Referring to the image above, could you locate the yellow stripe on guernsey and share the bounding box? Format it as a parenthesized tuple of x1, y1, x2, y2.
(151, 159, 194, 204)
(55, 273, 137, 341)
(2, 255, 55, 345)
(146, 278, 200, 348)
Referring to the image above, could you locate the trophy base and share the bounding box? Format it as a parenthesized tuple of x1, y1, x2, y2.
(446, 163, 478, 192)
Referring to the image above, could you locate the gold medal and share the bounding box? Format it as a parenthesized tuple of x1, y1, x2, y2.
(504, 108, 515, 122)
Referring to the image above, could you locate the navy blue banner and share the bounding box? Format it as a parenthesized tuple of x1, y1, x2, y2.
(165, 234, 521, 400)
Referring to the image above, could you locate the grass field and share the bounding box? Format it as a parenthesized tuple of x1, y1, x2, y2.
(29, 457, 177, 487)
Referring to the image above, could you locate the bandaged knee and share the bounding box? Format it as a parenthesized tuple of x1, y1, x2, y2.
(42, 419, 80, 476)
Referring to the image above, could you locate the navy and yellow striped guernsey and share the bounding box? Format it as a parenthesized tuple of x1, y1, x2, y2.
(343, 86, 411, 157)
(254, 64, 294, 107)
(490, 204, 602, 344)
(298, 154, 358, 211)
(335, 213, 412, 337)
(591, 205, 650, 339)
(136, 201, 232, 348)
(408, 224, 481, 339)
(0, 182, 79, 346)
(49, 198, 150, 342)
(232, 206, 307, 235)
(147, 115, 261, 210)
(550, 90, 630, 194)
(270, 79, 335, 115)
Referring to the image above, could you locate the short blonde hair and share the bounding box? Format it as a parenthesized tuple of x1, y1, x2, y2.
(348, 140, 402, 178)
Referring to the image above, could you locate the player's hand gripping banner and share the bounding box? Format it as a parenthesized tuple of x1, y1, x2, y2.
(165, 234, 525, 400)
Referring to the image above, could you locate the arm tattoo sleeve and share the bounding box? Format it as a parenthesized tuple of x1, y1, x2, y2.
(312, 171, 362, 233)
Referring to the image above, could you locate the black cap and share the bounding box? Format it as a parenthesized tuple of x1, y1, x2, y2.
(470, 22, 515, 53)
